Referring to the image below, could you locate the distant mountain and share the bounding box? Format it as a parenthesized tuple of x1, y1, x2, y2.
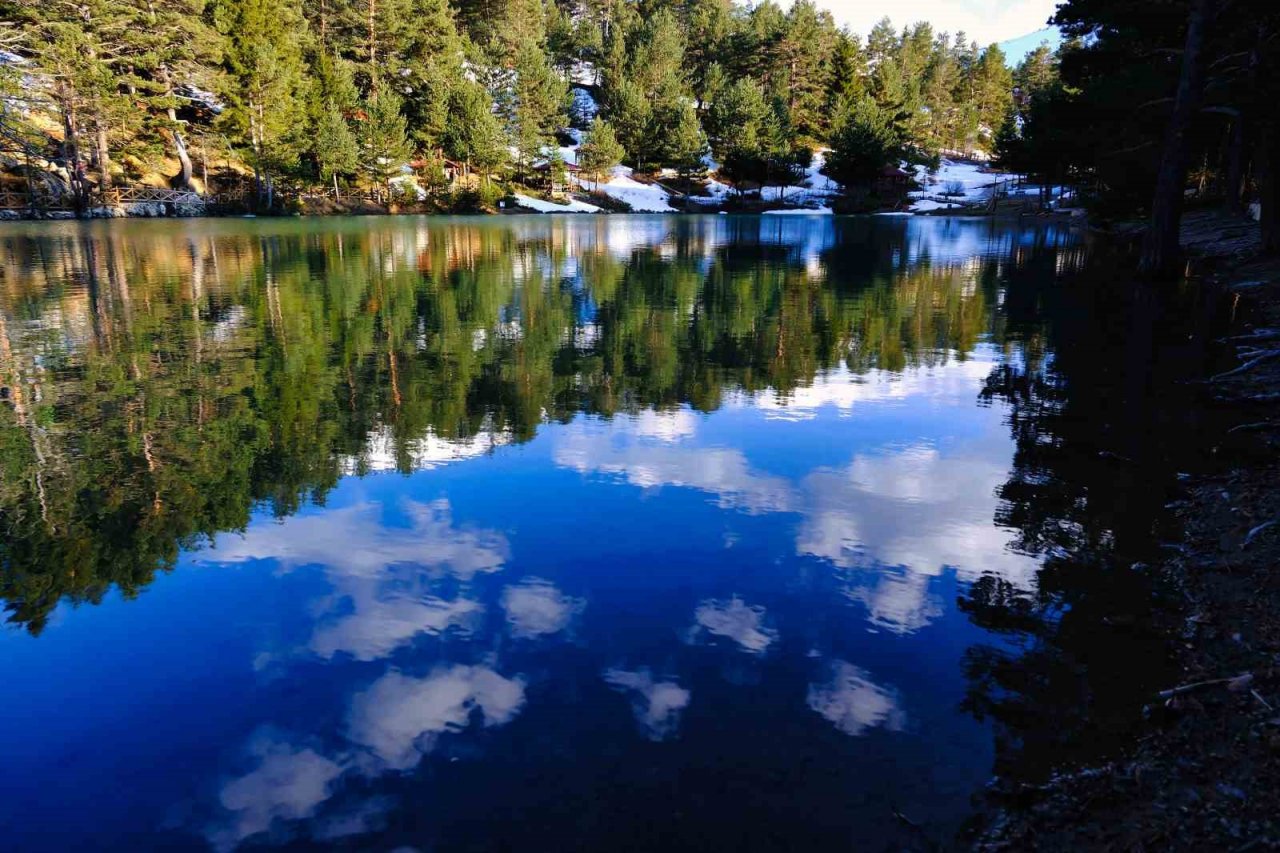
(998, 26, 1062, 65)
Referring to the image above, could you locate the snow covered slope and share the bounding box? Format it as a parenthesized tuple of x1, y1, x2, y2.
(513, 194, 603, 213)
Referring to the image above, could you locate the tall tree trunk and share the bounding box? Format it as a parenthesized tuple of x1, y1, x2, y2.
(1260, 124, 1280, 255)
(94, 122, 112, 192)
(367, 0, 378, 93)
(1138, 0, 1214, 279)
(171, 128, 194, 189)
(1224, 116, 1246, 215)
(160, 66, 193, 189)
(58, 86, 86, 212)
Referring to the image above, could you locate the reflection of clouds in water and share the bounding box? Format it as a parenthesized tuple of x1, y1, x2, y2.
(731, 359, 996, 421)
(348, 667, 527, 771)
(311, 593, 480, 662)
(501, 579, 584, 639)
(545, 356, 1034, 635)
(552, 355, 1036, 636)
(807, 661, 905, 737)
(206, 499, 507, 661)
(629, 408, 699, 443)
(312, 795, 395, 842)
(207, 499, 509, 581)
(690, 597, 778, 654)
(554, 420, 795, 515)
(797, 440, 1037, 634)
(844, 569, 942, 636)
(208, 664, 526, 849)
(603, 668, 691, 741)
(209, 733, 345, 852)
(340, 424, 512, 474)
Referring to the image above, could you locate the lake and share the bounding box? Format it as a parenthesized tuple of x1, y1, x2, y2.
(0, 215, 1215, 851)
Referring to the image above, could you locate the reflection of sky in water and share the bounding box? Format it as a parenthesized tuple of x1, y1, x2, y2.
(0, 215, 1079, 851)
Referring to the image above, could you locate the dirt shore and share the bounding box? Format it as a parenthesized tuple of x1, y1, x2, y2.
(975, 211, 1280, 850)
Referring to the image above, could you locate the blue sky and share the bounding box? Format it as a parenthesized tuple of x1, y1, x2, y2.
(810, 0, 1060, 45)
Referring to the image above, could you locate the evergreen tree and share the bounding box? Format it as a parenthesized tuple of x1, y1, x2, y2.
(442, 80, 508, 182)
(578, 119, 624, 189)
(824, 96, 901, 189)
(359, 89, 413, 200)
(315, 107, 360, 195)
(213, 0, 309, 205)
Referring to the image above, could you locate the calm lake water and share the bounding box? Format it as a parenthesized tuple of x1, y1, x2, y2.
(0, 215, 1217, 851)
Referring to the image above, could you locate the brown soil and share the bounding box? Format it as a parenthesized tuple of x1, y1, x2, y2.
(975, 211, 1280, 851)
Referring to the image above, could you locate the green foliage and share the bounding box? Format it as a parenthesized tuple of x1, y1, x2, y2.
(315, 107, 359, 186)
(824, 96, 901, 189)
(359, 89, 413, 195)
(578, 119, 624, 187)
(442, 81, 508, 179)
(0, 219, 1004, 631)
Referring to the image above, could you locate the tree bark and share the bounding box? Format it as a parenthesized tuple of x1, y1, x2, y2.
(58, 85, 85, 210)
(1224, 116, 1246, 214)
(1138, 0, 1214, 279)
(94, 122, 112, 191)
(171, 128, 194, 189)
(1260, 125, 1280, 255)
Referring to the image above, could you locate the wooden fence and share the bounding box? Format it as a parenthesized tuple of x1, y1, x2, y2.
(0, 185, 209, 213)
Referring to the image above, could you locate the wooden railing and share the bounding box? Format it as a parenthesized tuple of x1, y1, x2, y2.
(0, 185, 209, 212)
(103, 186, 206, 206)
(0, 190, 78, 211)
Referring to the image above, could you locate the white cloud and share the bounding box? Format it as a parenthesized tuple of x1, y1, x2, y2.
(553, 356, 1036, 637)
(340, 424, 512, 474)
(347, 667, 527, 771)
(690, 597, 778, 654)
(603, 668, 692, 741)
(629, 408, 700, 443)
(797, 440, 1038, 633)
(310, 593, 481, 662)
(501, 579, 585, 639)
(808, 0, 1058, 46)
(210, 734, 345, 852)
(554, 420, 796, 515)
(807, 661, 905, 737)
(205, 499, 508, 662)
(206, 499, 509, 581)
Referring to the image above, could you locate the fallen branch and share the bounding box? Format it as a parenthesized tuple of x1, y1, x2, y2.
(1211, 349, 1280, 381)
(1224, 328, 1280, 343)
(1158, 672, 1252, 699)
(1242, 520, 1277, 549)
(1226, 421, 1276, 434)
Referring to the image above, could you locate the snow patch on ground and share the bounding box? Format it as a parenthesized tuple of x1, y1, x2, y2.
(595, 167, 676, 212)
(907, 158, 1016, 212)
(512, 193, 602, 214)
(762, 206, 833, 215)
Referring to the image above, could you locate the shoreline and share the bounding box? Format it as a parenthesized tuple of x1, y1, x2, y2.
(974, 211, 1280, 850)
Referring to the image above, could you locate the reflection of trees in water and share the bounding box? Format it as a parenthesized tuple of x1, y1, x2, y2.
(0, 219, 1033, 633)
(961, 251, 1223, 781)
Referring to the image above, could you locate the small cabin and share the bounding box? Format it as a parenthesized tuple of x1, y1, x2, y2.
(533, 160, 581, 197)
(875, 165, 911, 196)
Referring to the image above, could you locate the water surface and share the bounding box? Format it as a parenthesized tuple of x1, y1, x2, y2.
(0, 215, 1201, 850)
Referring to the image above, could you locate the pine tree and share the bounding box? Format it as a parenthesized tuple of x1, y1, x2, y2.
(578, 119, 624, 189)
(442, 80, 508, 183)
(507, 42, 568, 181)
(213, 0, 309, 206)
(706, 78, 769, 163)
(664, 101, 708, 188)
(315, 107, 360, 195)
(824, 96, 901, 189)
(359, 89, 413, 199)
